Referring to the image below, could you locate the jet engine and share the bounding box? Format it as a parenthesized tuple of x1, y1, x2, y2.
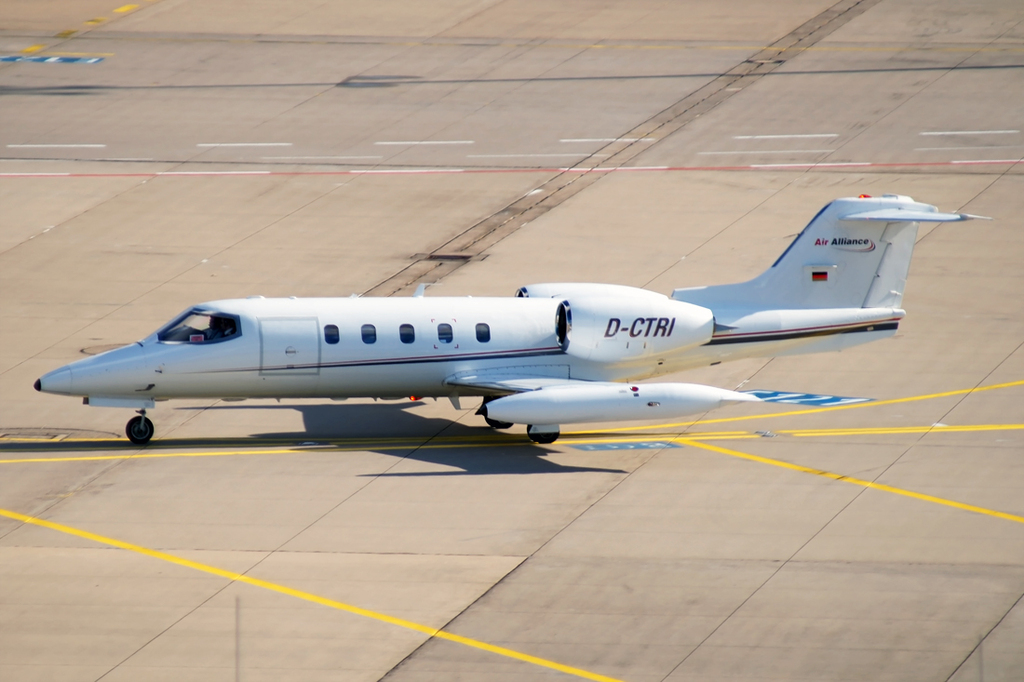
(518, 283, 715, 365)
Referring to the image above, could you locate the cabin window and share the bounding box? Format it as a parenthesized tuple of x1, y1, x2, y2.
(361, 324, 377, 344)
(157, 310, 240, 344)
(400, 324, 415, 344)
(476, 323, 490, 343)
(324, 324, 340, 345)
(437, 323, 453, 343)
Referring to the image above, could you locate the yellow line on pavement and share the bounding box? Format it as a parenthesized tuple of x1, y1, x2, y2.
(21, 44, 46, 54)
(679, 439, 1024, 525)
(0, 508, 624, 682)
(780, 424, 1024, 437)
(2, 423, 1022, 464)
(573, 379, 1024, 434)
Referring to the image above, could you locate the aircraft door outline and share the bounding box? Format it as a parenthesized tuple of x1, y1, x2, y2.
(259, 317, 321, 376)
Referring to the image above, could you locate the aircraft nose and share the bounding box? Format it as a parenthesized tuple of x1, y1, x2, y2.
(37, 366, 73, 395)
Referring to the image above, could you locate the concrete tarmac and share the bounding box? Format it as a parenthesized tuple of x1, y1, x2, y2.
(2, 0, 1022, 680)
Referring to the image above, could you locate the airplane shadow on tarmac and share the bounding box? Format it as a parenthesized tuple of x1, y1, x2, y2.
(0, 403, 626, 476)
(229, 402, 629, 477)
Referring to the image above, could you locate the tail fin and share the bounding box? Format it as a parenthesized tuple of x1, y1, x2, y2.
(673, 195, 984, 310)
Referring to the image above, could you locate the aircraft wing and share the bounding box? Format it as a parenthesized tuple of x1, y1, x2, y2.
(445, 370, 580, 394)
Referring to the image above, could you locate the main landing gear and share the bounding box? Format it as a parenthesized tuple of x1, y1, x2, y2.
(126, 409, 154, 445)
(526, 424, 560, 444)
(478, 397, 514, 430)
(478, 398, 560, 443)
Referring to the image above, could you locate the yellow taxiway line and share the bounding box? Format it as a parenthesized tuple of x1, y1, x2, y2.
(0, 507, 625, 682)
(1, 424, 1022, 465)
(679, 439, 1024, 525)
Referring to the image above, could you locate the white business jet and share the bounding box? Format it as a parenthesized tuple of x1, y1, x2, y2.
(36, 195, 984, 445)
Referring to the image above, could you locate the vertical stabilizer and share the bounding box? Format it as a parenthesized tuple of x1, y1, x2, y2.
(673, 195, 981, 310)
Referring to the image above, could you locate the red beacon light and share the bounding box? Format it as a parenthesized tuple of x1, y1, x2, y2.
(858, 194, 872, 198)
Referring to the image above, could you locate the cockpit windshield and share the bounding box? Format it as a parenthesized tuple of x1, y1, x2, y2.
(157, 310, 240, 343)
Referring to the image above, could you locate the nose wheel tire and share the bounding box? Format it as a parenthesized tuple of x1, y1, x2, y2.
(126, 415, 155, 445)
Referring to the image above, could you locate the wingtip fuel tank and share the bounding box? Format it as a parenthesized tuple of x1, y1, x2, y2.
(482, 382, 761, 427)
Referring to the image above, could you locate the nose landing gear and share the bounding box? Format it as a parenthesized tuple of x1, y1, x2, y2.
(126, 409, 154, 445)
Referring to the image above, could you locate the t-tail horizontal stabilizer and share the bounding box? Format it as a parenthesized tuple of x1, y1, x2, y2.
(672, 194, 990, 312)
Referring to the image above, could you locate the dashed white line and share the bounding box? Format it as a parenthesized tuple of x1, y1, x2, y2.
(750, 162, 870, 168)
(733, 134, 837, 139)
(348, 169, 466, 174)
(919, 130, 1019, 136)
(7, 144, 106, 148)
(698, 149, 833, 155)
(374, 140, 474, 146)
(560, 138, 655, 143)
(950, 159, 1022, 165)
(262, 156, 384, 160)
(197, 143, 293, 147)
(157, 171, 272, 175)
(467, 153, 610, 158)
(915, 145, 1024, 151)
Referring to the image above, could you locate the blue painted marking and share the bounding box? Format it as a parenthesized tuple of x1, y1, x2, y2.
(1, 56, 104, 64)
(744, 390, 873, 406)
(574, 441, 681, 451)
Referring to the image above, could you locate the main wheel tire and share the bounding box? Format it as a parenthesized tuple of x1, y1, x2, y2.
(527, 426, 559, 444)
(484, 416, 514, 429)
(126, 416, 154, 445)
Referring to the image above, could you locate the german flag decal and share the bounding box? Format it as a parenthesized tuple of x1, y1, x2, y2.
(811, 271, 829, 282)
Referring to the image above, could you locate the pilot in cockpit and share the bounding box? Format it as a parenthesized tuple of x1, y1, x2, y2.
(205, 315, 237, 341)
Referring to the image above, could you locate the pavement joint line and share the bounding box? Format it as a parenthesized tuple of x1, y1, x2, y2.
(678, 438, 1024, 525)
(0, 507, 626, 682)
(2, 424, 1022, 463)
(574, 379, 1024, 434)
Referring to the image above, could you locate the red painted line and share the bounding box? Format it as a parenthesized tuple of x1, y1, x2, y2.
(0, 159, 1020, 179)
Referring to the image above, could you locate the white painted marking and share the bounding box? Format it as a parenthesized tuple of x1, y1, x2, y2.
(698, 149, 833, 155)
(750, 162, 870, 168)
(467, 153, 610, 158)
(914, 145, 1024, 151)
(157, 171, 272, 175)
(262, 155, 384, 160)
(196, 143, 293, 147)
(919, 130, 1019, 136)
(733, 134, 837, 139)
(950, 159, 1022, 164)
(7, 144, 106, 148)
(374, 140, 474, 146)
(559, 138, 655, 143)
(348, 169, 466, 174)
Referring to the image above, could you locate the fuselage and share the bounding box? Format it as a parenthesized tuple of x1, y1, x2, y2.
(37, 292, 903, 404)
